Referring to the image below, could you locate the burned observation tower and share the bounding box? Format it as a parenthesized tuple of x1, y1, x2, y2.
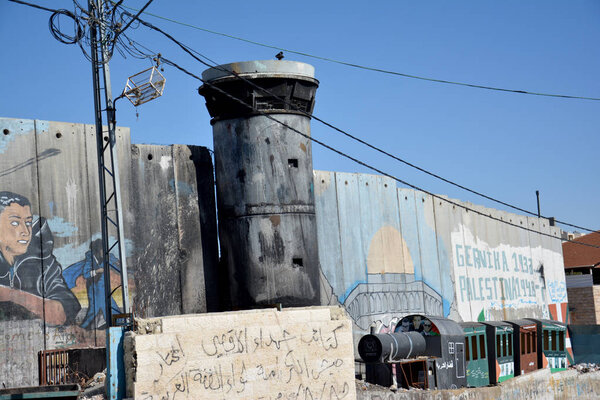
(199, 60, 321, 308)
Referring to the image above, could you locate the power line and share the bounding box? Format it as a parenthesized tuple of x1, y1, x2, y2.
(7, 0, 142, 64)
(119, 8, 600, 235)
(11, 0, 598, 234)
(11, 0, 599, 247)
(155, 56, 600, 250)
(111, 0, 153, 44)
(121, 4, 600, 102)
(7, 0, 57, 13)
(115, 20, 600, 249)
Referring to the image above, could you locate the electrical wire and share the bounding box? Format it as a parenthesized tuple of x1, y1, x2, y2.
(119, 9, 600, 235)
(7, 0, 143, 65)
(157, 57, 600, 249)
(10, 0, 599, 234)
(10, 0, 599, 244)
(179, 42, 599, 233)
(115, 30, 600, 249)
(120, 4, 600, 102)
(7, 0, 57, 13)
(48, 9, 85, 45)
(111, 0, 153, 45)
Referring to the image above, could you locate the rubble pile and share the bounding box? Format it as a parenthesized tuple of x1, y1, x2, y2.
(570, 363, 600, 373)
(77, 370, 106, 399)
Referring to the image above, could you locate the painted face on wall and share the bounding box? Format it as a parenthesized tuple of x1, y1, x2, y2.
(401, 318, 410, 330)
(423, 319, 432, 332)
(0, 203, 33, 263)
(394, 317, 411, 332)
(412, 315, 422, 330)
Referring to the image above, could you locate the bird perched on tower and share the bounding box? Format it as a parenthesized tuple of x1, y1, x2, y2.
(275, 51, 284, 60)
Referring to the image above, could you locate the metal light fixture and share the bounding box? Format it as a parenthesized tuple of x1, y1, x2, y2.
(122, 59, 166, 106)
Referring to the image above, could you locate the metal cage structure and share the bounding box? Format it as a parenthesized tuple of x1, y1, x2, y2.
(123, 66, 166, 106)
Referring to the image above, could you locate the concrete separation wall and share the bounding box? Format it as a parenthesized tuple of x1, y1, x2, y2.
(314, 171, 568, 330)
(356, 369, 600, 400)
(0, 117, 217, 388)
(125, 307, 356, 400)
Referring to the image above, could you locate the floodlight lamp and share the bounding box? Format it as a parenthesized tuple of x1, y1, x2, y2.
(122, 66, 166, 107)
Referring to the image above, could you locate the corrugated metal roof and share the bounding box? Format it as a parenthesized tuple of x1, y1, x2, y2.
(525, 318, 566, 329)
(504, 319, 537, 328)
(423, 315, 464, 335)
(481, 321, 512, 328)
(459, 321, 485, 329)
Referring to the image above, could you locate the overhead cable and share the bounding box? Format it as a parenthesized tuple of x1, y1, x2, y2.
(120, 9, 600, 235)
(118, 25, 600, 249)
(121, 4, 600, 102)
(111, 0, 154, 44)
(12, 0, 600, 233)
(155, 56, 600, 249)
(7, 0, 57, 13)
(11, 0, 598, 246)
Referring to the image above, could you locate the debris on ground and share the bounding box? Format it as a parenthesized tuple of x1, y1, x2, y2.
(78, 370, 106, 399)
(570, 363, 600, 373)
(78, 395, 104, 400)
(83, 371, 106, 388)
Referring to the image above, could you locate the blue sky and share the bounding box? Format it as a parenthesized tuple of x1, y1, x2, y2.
(1, 1, 599, 234)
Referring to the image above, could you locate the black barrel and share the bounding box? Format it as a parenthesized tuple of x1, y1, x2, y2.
(358, 332, 426, 363)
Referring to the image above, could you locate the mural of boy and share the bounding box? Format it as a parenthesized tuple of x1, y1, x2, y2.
(411, 315, 423, 332)
(0, 191, 80, 325)
(421, 318, 440, 336)
(394, 317, 412, 333)
(63, 239, 121, 329)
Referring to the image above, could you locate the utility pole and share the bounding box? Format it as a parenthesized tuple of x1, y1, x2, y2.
(88, 0, 130, 398)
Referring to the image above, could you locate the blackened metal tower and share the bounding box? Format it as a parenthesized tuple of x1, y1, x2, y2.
(199, 60, 321, 308)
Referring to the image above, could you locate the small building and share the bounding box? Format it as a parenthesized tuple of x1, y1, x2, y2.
(481, 321, 515, 384)
(459, 322, 489, 387)
(562, 231, 600, 325)
(409, 315, 467, 390)
(525, 318, 568, 372)
(562, 231, 600, 364)
(505, 320, 538, 376)
(359, 315, 466, 390)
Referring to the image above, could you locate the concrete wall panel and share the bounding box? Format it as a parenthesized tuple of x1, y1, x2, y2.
(413, 191, 443, 316)
(173, 145, 207, 314)
(83, 123, 103, 345)
(0, 320, 45, 387)
(335, 173, 366, 302)
(314, 171, 343, 302)
(359, 174, 407, 326)
(129, 144, 182, 318)
(538, 219, 568, 322)
(0, 119, 44, 386)
(432, 196, 463, 321)
(397, 189, 423, 284)
(188, 147, 220, 312)
(35, 121, 97, 350)
(358, 174, 403, 276)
